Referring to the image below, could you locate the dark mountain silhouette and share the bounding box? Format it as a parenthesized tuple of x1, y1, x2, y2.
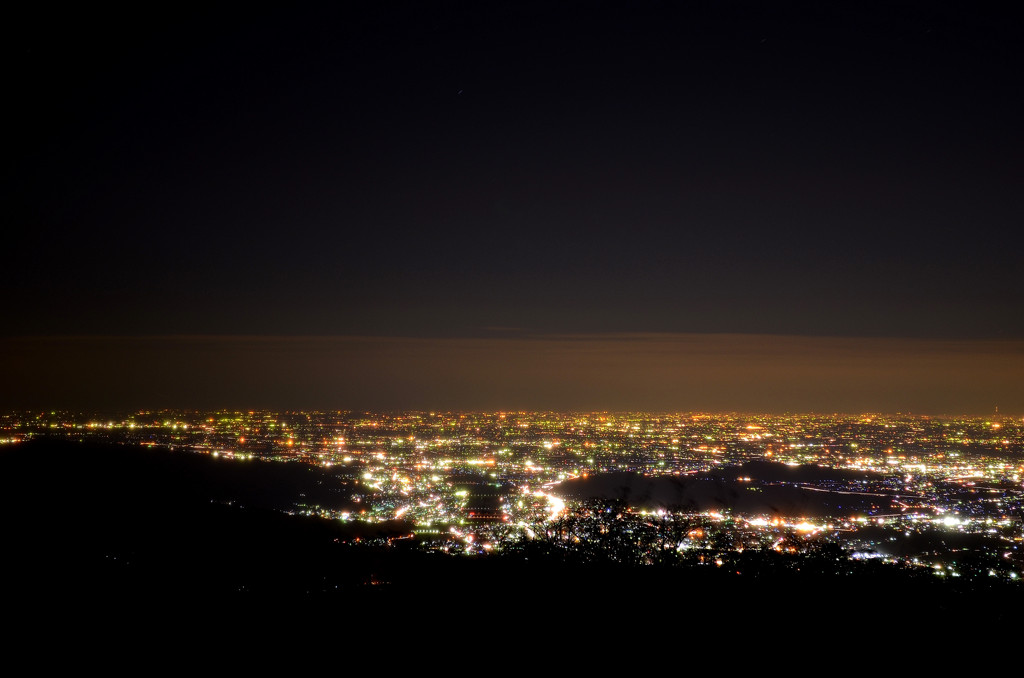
(3, 438, 1020, 647)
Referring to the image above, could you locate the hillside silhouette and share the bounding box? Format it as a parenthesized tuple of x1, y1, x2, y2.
(552, 462, 893, 517)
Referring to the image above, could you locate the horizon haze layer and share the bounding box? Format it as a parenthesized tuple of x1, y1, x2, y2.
(3, 332, 1020, 415)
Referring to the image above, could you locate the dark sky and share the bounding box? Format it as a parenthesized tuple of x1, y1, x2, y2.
(4, 2, 1023, 413)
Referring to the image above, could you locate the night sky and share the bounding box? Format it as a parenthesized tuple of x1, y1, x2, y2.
(4, 2, 1022, 413)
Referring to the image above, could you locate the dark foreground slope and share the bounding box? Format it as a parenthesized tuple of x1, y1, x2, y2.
(1, 438, 410, 603)
(3, 438, 1021, 646)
